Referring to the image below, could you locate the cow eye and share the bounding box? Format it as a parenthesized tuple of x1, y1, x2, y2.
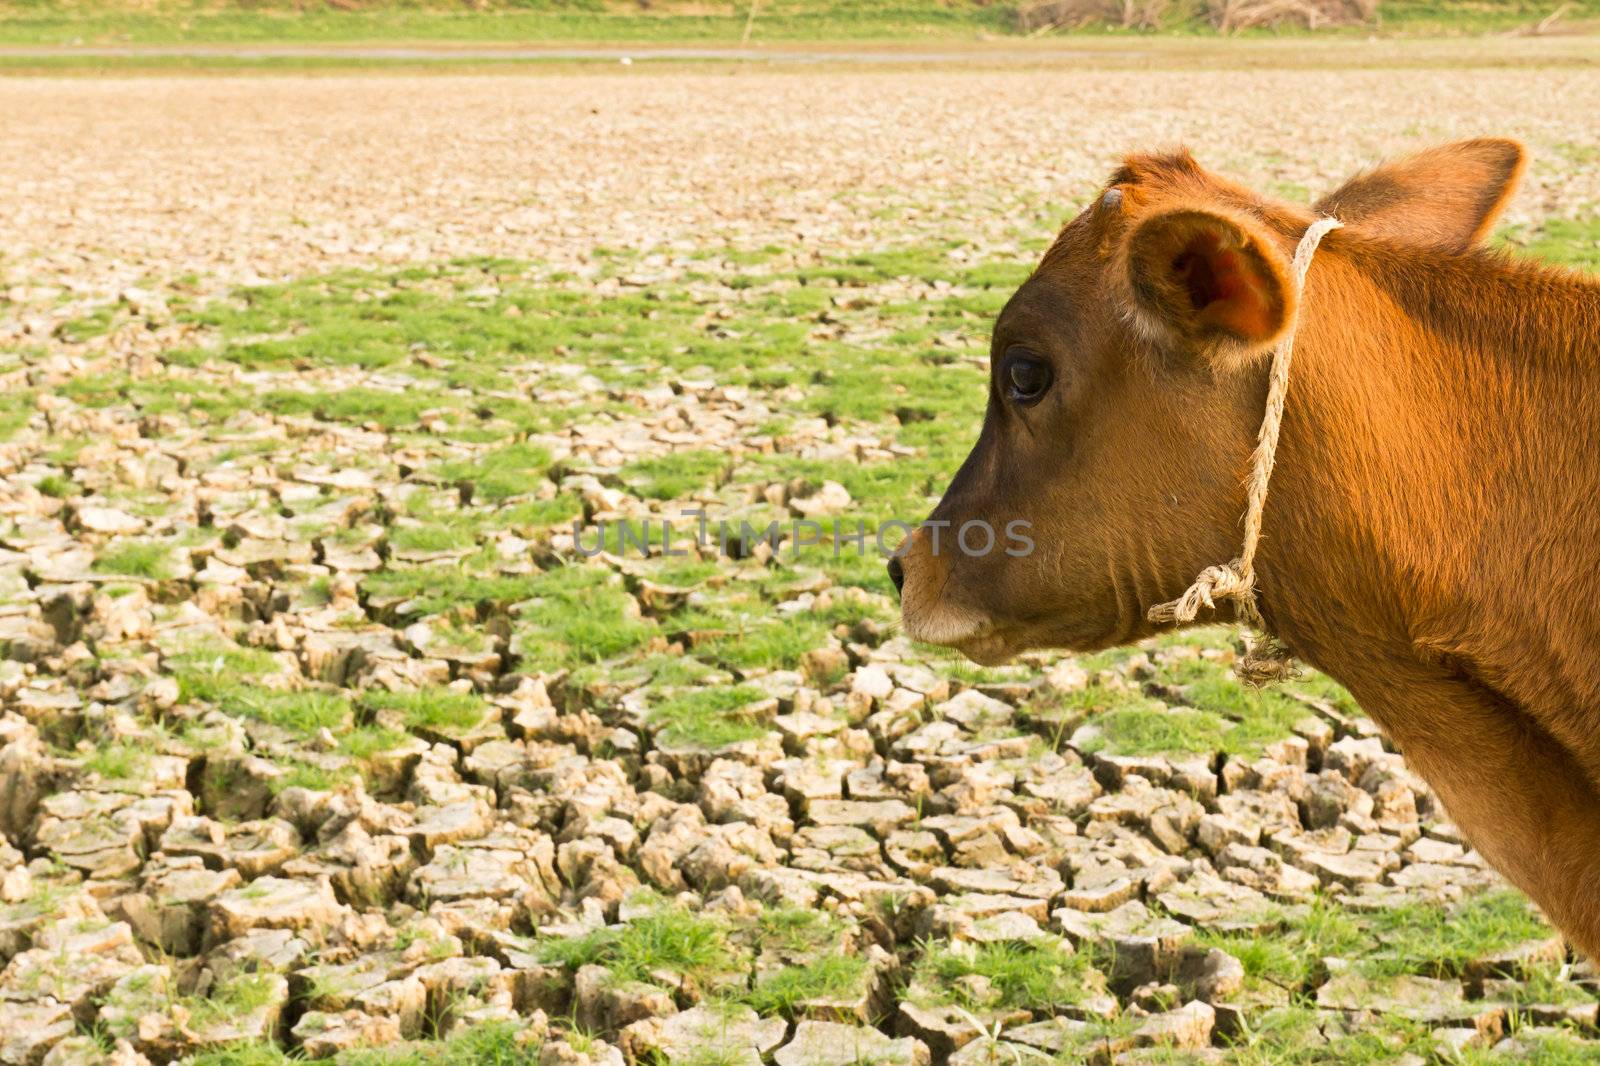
(1004, 350, 1052, 406)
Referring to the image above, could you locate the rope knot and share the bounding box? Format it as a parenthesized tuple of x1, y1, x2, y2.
(1146, 560, 1254, 626)
(1146, 216, 1341, 684)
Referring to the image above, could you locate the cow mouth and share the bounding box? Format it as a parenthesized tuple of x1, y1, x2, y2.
(949, 629, 1018, 666)
(901, 606, 1019, 665)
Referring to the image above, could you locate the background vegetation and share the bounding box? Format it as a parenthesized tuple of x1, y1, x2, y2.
(1, 0, 1596, 44)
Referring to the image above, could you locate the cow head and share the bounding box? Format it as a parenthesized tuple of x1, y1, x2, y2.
(892, 140, 1525, 664)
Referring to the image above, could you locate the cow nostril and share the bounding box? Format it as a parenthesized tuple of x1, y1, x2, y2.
(887, 556, 905, 595)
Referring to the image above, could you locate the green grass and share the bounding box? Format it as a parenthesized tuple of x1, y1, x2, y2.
(188, 1020, 537, 1066)
(753, 905, 843, 953)
(232, 690, 354, 734)
(186, 1044, 295, 1066)
(365, 564, 546, 619)
(336, 725, 413, 759)
(649, 684, 770, 748)
(359, 686, 491, 733)
(695, 617, 835, 673)
(510, 565, 659, 669)
(742, 954, 871, 1016)
(1219, 1006, 1434, 1066)
(35, 474, 77, 498)
(260, 386, 456, 430)
(1195, 890, 1553, 992)
(1358, 890, 1552, 978)
(619, 450, 728, 501)
(1515, 216, 1600, 271)
(269, 761, 360, 794)
(0, 1, 1013, 46)
(169, 642, 285, 700)
(1195, 897, 1364, 992)
(435, 441, 554, 503)
(1076, 702, 1233, 758)
(4, 0, 1598, 47)
(93, 540, 176, 580)
(340, 1021, 539, 1066)
(912, 937, 1104, 1013)
(1061, 650, 1334, 759)
(536, 908, 736, 991)
(168, 644, 353, 735)
(180, 973, 282, 1030)
(80, 742, 148, 781)
(1458, 1031, 1600, 1066)
(55, 306, 116, 343)
(387, 521, 477, 554)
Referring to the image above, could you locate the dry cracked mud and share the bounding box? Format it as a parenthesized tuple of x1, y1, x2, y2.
(0, 54, 1598, 1066)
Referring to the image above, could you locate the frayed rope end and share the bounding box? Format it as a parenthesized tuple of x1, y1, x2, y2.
(1235, 635, 1298, 687)
(1148, 561, 1293, 685)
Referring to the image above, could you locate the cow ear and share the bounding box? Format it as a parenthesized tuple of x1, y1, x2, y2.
(1314, 138, 1525, 251)
(1124, 207, 1295, 364)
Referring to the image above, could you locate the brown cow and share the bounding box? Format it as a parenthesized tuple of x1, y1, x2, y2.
(891, 140, 1600, 958)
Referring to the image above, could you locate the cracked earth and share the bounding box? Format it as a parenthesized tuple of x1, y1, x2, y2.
(1, 56, 1599, 1066)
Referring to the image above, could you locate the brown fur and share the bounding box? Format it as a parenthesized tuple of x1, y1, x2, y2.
(896, 139, 1600, 957)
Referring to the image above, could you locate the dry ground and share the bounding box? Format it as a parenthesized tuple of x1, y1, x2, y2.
(1, 46, 1599, 1066)
(4, 52, 1600, 301)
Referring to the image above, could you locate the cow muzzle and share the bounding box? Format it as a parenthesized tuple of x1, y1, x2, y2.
(892, 525, 1006, 658)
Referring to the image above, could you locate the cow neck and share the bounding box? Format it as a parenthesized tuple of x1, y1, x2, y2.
(1146, 216, 1343, 685)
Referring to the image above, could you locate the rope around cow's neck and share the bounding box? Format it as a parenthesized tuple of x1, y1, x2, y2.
(1147, 216, 1343, 685)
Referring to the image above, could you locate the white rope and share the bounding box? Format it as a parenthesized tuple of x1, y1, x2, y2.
(1147, 216, 1342, 685)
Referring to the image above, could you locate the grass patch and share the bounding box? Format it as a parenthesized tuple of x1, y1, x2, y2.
(35, 474, 77, 498)
(1221, 1005, 1434, 1066)
(693, 617, 832, 673)
(536, 908, 735, 991)
(1065, 652, 1316, 759)
(365, 563, 544, 618)
(498, 495, 584, 530)
(753, 905, 843, 954)
(185, 1044, 295, 1066)
(169, 642, 284, 702)
(93, 540, 175, 580)
(912, 937, 1102, 1013)
(167, 645, 351, 734)
(359, 686, 491, 733)
(261, 386, 452, 430)
(1075, 702, 1232, 758)
(268, 760, 359, 794)
(649, 684, 769, 749)
(180, 973, 281, 1029)
(511, 565, 659, 670)
(340, 1020, 538, 1066)
(80, 742, 148, 781)
(436, 441, 553, 503)
(10, 0, 1600, 49)
(387, 519, 479, 554)
(1458, 1031, 1600, 1066)
(1196, 890, 1551, 991)
(229, 689, 353, 735)
(336, 725, 413, 759)
(742, 954, 870, 1016)
(1359, 890, 1551, 978)
(1516, 216, 1600, 272)
(619, 449, 727, 501)
(189, 1020, 537, 1066)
